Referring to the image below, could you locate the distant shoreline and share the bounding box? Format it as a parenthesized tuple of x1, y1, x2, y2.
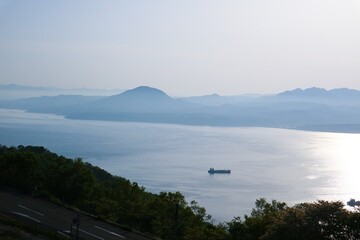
(295, 124, 360, 134)
(1, 86, 360, 135)
(40, 109, 360, 134)
(1, 107, 360, 134)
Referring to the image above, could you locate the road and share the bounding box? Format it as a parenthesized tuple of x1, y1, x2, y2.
(0, 189, 152, 240)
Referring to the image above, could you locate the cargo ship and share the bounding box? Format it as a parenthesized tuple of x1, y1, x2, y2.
(208, 168, 231, 174)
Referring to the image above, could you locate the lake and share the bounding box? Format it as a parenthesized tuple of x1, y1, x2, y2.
(1, 108, 360, 222)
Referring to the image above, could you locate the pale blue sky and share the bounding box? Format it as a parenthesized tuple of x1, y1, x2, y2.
(0, 0, 359, 96)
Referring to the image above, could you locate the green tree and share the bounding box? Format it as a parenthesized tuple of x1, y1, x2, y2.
(227, 217, 245, 240)
(0, 145, 231, 239)
(0, 150, 40, 192)
(243, 198, 287, 240)
(262, 201, 359, 240)
(147, 191, 187, 239)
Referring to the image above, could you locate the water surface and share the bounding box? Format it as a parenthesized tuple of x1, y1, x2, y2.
(1, 108, 360, 222)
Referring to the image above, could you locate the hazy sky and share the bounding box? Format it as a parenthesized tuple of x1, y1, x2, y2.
(0, 0, 359, 96)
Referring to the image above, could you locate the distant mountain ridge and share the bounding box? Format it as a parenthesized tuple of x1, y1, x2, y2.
(0, 84, 53, 91)
(1, 86, 360, 133)
(278, 87, 360, 96)
(99, 86, 173, 104)
(119, 86, 170, 99)
(84, 86, 195, 114)
(276, 87, 360, 104)
(0, 95, 103, 114)
(0, 83, 123, 100)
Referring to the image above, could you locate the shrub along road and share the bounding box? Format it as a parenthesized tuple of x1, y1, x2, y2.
(0, 189, 152, 240)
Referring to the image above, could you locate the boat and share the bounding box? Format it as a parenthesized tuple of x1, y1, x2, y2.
(208, 168, 231, 174)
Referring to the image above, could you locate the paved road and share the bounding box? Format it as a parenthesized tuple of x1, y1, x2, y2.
(0, 189, 152, 240)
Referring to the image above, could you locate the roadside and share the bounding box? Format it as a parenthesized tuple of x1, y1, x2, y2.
(0, 189, 151, 240)
(0, 219, 49, 240)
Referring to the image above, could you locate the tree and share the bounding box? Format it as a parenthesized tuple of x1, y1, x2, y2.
(0, 150, 40, 192)
(243, 198, 287, 240)
(262, 201, 359, 240)
(0, 145, 231, 239)
(227, 217, 245, 240)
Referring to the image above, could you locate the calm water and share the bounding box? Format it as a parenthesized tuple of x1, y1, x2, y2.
(1, 108, 360, 222)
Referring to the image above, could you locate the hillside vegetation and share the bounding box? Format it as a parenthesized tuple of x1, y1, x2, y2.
(1, 145, 360, 239)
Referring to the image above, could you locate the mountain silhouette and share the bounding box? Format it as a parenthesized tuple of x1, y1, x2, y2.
(1, 85, 360, 132)
(88, 86, 193, 113)
(277, 87, 360, 104)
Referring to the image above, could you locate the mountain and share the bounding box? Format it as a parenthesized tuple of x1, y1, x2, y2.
(180, 93, 264, 106)
(0, 84, 52, 91)
(77, 86, 196, 114)
(278, 87, 328, 97)
(1, 86, 360, 133)
(63, 86, 204, 123)
(114, 86, 170, 100)
(0, 95, 104, 114)
(0, 84, 123, 100)
(276, 87, 360, 105)
(94, 86, 180, 111)
(0, 86, 196, 116)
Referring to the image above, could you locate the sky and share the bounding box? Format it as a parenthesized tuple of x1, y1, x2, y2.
(0, 0, 359, 96)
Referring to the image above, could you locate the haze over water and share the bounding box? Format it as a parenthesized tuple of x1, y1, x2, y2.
(1, 108, 360, 222)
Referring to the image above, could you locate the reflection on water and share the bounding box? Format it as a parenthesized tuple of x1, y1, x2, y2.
(322, 134, 360, 200)
(0, 108, 360, 222)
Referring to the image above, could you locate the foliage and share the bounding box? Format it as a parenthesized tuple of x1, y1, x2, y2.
(227, 198, 360, 240)
(2, 145, 360, 240)
(0, 145, 227, 239)
(242, 198, 287, 240)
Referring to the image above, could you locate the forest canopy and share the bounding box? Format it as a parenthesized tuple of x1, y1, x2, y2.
(1, 145, 360, 240)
